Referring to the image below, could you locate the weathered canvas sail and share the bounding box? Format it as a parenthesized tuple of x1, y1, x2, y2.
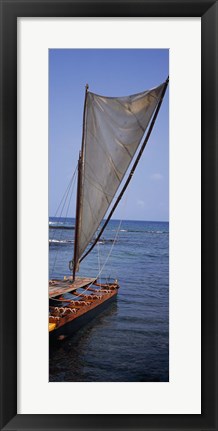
(73, 82, 165, 274)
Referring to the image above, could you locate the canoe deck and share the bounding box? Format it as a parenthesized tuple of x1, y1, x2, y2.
(49, 276, 96, 298)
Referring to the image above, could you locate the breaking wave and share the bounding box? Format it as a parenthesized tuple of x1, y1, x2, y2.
(49, 224, 75, 230)
(49, 239, 74, 245)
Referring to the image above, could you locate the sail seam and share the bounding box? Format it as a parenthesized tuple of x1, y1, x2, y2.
(116, 100, 145, 133)
(114, 137, 133, 159)
(83, 160, 113, 200)
(86, 127, 123, 182)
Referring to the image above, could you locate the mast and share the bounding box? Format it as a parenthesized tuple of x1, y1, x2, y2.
(80, 76, 169, 264)
(71, 84, 89, 280)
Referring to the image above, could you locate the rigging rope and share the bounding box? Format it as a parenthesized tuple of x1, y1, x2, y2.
(49, 170, 76, 244)
(72, 190, 128, 299)
(92, 186, 129, 283)
(50, 165, 77, 277)
(71, 219, 122, 299)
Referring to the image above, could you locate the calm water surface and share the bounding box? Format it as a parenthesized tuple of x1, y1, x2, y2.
(49, 218, 169, 382)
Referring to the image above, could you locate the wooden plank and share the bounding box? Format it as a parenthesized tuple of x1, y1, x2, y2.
(49, 276, 96, 298)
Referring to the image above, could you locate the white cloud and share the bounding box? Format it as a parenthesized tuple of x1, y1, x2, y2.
(150, 173, 163, 181)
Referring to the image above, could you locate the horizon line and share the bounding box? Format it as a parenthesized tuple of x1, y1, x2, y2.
(49, 215, 169, 223)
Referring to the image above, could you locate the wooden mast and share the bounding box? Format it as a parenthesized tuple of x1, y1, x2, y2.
(71, 84, 89, 281)
(80, 77, 169, 264)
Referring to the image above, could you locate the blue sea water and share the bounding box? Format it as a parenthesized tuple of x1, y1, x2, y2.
(49, 217, 169, 382)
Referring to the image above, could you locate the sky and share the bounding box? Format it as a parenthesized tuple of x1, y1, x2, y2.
(49, 49, 169, 221)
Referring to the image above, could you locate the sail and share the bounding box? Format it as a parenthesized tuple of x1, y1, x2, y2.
(74, 82, 165, 270)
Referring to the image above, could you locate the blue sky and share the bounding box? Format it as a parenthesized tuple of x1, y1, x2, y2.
(49, 49, 169, 221)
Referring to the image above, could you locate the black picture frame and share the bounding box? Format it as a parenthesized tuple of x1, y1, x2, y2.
(0, 0, 217, 430)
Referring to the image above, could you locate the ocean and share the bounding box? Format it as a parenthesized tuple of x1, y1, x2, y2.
(49, 217, 169, 382)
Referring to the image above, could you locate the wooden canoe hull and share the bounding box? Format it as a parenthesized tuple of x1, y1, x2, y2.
(49, 289, 117, 345)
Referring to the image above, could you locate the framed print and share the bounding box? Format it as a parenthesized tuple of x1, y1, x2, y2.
(0, 0, 217, 430)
